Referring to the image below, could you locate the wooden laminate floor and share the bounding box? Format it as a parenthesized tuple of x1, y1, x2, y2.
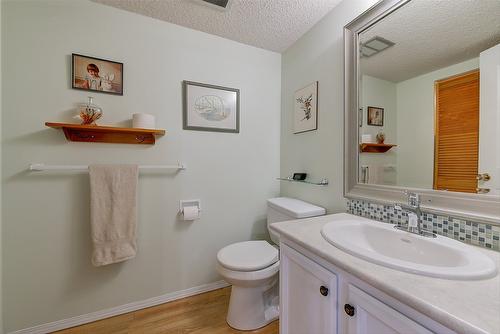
(53, 287, 279, 334)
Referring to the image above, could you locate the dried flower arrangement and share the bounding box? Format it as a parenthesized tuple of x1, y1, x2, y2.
(79, 96, 102, 125)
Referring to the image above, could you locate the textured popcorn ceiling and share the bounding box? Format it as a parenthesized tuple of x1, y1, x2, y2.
(360, 0, 500, 82)
(91, 0, 343, 52)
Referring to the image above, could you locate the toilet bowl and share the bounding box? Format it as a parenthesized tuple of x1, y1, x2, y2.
(217, 240, 280, 330)
(216, 197, 325, 330)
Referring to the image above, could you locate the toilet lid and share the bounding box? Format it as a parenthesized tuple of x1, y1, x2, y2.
(217, 240, 279, 272)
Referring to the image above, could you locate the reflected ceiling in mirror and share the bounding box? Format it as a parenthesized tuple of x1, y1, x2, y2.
(357, 0, 500, 195)
(360, 0, 500, 82)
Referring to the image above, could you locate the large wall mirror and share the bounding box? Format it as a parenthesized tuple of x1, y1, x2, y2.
(344, 0, 500, 222)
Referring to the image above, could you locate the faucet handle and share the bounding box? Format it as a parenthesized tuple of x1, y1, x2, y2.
(404, 190, 420, 207)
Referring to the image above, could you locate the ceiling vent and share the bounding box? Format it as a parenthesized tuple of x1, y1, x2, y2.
(192, 0, 232, 11)
(360, 36, 395, 58)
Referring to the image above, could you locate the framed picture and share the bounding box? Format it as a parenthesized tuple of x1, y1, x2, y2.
(294, 81, 318, 134)
(367, 106, 384, 126)
(72, 53, 123, 95)
(183, 80, 240, 133)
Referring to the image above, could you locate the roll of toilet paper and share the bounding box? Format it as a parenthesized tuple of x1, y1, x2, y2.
(361, 134, 374, 143)
(182, 206, 200, 221)
(132, 113, 156, 129)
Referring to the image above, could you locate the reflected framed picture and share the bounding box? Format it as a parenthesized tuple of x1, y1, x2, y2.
(182, 80, 240, 133)
(367, 106, 384, 126)
(72, 53, 123, 95)
(294, 81, 318, 134)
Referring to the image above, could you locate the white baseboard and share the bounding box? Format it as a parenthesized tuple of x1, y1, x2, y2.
(9, 280, 230, 334)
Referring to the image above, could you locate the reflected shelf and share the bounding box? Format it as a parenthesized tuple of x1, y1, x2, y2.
(360, 143, 397, 153)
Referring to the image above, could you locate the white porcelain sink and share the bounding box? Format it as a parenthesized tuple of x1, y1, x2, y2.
(321, 219, 497, 280)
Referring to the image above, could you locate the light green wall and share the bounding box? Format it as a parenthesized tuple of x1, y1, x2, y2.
(0, 0, 3, 332)
(360, 75, 397, 185)
(396, 58, 479, 188)
(2, 0, 281, 331)
(280, 0, 378, 212)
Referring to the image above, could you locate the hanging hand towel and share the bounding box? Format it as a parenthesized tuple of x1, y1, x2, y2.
(89, 164, 139, 266)
(367, 164, 384, 184)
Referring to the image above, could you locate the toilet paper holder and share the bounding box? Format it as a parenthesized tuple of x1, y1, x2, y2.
(180, 199, 201, 214)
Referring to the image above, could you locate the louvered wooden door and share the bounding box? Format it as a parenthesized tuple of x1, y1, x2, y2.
(434, 70, 479, 193)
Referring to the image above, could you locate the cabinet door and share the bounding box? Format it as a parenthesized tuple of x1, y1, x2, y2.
(280, 244, 337, 334)
(345, 285, 432, 334)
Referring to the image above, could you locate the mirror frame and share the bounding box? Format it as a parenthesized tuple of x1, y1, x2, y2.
(344, 0, 500, 224)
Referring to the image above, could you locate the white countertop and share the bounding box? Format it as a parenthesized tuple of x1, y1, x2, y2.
(271, 213, 500, 334)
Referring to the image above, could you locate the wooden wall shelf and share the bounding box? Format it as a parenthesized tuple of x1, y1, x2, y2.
(360, 143, 397, 153)
(45, 122, 165, 145)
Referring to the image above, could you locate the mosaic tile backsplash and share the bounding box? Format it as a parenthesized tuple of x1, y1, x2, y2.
(347, 199, 500, 252)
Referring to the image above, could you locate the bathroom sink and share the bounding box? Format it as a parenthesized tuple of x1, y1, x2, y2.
(321, 219, 497, 280)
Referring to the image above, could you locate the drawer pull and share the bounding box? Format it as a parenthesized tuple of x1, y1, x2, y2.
(319, 286, 329, 296)
(344, 304, 355, 317)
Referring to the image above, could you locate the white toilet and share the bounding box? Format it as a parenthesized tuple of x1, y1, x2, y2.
(216, 197, 326, 330)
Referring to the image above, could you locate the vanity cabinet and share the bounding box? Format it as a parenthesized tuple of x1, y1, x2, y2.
(344, 285, 432, 334)
(280, 242, 448, 334)
(280, 244, 337, 334)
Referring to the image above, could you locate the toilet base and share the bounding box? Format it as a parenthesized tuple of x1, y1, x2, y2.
(226, 280, 279, 330)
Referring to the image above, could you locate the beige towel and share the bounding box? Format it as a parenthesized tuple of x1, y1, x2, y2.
(367, 164, 384, 184)
(89, 164, 139, 266)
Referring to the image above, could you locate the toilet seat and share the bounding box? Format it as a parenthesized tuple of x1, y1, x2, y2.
(216, 261, 280, 286)
(217, 240, 278, 272)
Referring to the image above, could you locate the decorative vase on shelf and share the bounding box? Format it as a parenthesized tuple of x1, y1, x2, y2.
(376, 132, 386, 144)
(78, 96, 102, 125)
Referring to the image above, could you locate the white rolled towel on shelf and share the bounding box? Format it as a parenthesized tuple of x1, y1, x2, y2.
(132, 113, 156, 129)
(361, 134, 374, 143)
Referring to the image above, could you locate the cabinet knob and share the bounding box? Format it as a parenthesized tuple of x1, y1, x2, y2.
(319, 285, 329, 296)
(344, 304, 355, 317)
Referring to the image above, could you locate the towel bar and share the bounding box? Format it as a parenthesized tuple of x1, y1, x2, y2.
(28, 163, 186, 171)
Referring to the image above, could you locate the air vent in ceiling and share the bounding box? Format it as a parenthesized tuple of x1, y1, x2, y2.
(193, 0, 232, 11)
(360, 36, 395, 58)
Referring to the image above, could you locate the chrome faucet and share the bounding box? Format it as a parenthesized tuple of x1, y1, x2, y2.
(394, 191, 435, 238)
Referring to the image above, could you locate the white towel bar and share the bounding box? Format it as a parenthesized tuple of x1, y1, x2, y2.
(29, 163, 186, 171)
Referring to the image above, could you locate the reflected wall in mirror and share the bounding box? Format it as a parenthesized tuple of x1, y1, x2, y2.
(358, 0, 500, 195)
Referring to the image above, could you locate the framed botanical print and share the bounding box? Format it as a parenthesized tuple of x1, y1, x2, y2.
(183, 80, 240, 133)
(294, 81, 318, 134)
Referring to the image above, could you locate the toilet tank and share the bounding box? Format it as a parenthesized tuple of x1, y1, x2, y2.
(267, 197, 326, 244)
